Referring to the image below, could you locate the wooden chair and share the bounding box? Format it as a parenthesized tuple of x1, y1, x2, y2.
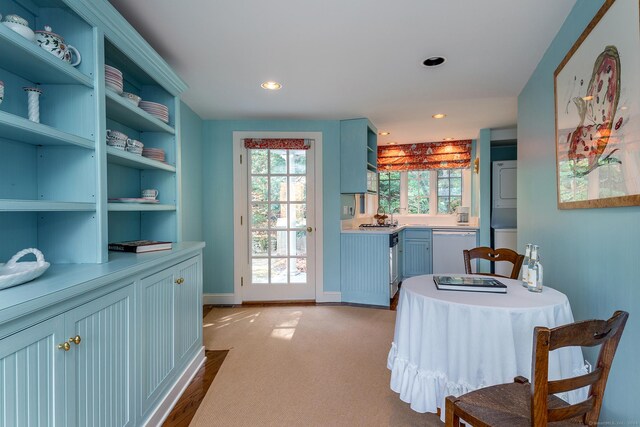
(445, 310, 629, 427)
(463, 246, 524, 280)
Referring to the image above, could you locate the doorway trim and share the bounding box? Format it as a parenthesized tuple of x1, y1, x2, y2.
(232, 131, 324, 304)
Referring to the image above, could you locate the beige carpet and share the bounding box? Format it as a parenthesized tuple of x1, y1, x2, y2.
(190, 305, 443, 427)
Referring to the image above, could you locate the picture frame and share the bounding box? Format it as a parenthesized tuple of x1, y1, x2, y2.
(554, 0, 640, 209)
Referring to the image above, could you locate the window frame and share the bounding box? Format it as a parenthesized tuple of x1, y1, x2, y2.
(378, 168, 471, 215)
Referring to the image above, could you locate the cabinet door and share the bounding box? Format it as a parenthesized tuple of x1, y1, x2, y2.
(403, 238, 432, 277)
(63, 285, 135, 427)
(139, 267, 175, 413)
(174, 257, 202, 364)
(0, 315, 65, 427)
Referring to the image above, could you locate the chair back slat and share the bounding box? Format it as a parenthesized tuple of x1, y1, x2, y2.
(531, 311, 628, 425)
(547, 398, 595, 422)
(548, 368, 602, 394)
(463, 246, 524, 279)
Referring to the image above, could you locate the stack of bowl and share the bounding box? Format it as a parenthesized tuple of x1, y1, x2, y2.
(105, 65, 123, 94)
(106, 129, 128, 150)
(126, 139, 144, 155)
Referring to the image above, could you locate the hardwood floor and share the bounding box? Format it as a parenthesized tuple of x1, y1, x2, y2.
(165, 299, 400, 425)
(162, 350, 228, 426)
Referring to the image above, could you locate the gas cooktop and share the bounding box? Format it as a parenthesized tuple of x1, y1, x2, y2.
(359, 224, 397, 228)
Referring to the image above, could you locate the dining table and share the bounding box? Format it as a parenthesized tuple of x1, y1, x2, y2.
(387, 274, 588, 421)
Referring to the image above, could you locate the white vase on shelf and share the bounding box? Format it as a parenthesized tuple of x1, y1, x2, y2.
(23, 87, 42, 123)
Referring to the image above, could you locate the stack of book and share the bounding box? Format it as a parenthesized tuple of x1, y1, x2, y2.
(108, 240, 172, 253)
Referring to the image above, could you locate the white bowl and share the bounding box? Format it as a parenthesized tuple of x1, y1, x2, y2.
(121, 92, 141, 106)
(2, 20, 35, 41)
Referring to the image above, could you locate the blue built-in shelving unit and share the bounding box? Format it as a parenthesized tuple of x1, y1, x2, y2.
(0, 0, 187, 264)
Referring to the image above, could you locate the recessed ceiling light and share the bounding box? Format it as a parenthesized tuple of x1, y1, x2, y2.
(378, 131, 390, 136)
(423, 56, 446, 67)
(261, 81, 282, 90)
(443, 137, 454, 141)
(432, 113, 446, 119)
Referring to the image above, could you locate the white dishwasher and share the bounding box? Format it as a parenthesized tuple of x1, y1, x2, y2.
(432, 229, 478, 274)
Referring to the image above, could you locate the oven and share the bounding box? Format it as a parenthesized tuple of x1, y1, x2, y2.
(389, 232, 399, 297)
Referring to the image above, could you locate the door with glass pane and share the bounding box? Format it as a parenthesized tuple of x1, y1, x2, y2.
(244, 145, 315, 300)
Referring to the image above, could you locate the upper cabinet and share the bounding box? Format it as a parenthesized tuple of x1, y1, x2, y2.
(0, 0, 188, 264)
(340, 118, 377, 193)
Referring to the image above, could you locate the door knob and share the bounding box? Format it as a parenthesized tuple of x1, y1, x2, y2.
(175, 277, 184, 285)
(58, 342, 71, 351)
(69, 335, 81, 345)
(307, 227, 313, 233)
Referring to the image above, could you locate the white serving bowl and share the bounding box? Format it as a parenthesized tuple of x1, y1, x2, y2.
(0, 248, 50, 290)
(2, 15, 35, 41)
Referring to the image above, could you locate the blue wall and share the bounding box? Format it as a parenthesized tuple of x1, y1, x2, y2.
(518, 0, 638, 421)
(202, 120, 341, 295)
(179, 102, 204, 241)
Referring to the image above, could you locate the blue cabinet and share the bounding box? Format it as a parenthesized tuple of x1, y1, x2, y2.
(340, 118, 377, 194)
(402, 229, 432, 278)
(0, 284, 134, 427)
(139, 255, 202, 420)
(341, 233, 389, 307)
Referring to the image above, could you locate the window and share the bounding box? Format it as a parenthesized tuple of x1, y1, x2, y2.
(407, 171, 430, 214)
(378, 168, 467, 215)
(437, 169, 462, 213)
(378, 171, 400, 213)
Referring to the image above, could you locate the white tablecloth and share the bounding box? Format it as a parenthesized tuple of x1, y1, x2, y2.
(387, 275, 587, 420)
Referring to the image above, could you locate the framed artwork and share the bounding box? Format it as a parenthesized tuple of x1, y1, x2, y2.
(554, 0, 640, 209)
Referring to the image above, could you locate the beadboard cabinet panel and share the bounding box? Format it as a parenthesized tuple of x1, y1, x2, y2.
(403, 238, 432, 278)
(174, 257, 201, 363)
(64, 285, 134, 427)
(0, 315, 65, 427)
(341, 234, 390, 306)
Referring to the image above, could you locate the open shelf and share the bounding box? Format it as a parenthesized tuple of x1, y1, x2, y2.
(108, 203, 176, 212)
(106, 147, 175, 172)
(0, 111, 94, 149)
(105, 91, 174, 134)
(0, 199, 96, 211)
(0, 25, 93, 87)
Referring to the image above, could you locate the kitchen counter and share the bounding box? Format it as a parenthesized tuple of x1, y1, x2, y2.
(341, 224, 479, 234)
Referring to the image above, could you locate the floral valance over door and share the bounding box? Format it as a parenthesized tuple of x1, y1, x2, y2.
(377, 140, 472, 171)
(243, 138, 312, 150)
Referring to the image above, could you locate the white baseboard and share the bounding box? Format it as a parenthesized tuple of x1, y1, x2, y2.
(203, 293, 235, 305)
(143, 346, 205, 427)
(317, 291, 342, 303)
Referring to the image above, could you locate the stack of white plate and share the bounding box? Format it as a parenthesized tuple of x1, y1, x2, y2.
(105, 65, 123, 94)
(142, 148, 165, 162)
(139, 100, 169, 123)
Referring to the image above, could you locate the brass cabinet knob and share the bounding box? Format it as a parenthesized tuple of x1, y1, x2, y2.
(306, 227, 313, 233)
(69, 335, 81, 345)
(58, 342, 71, 351)
(175, 278, 184, 285)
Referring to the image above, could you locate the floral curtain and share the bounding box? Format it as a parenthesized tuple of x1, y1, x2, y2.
(243, 138, 312, 150)
(377, 140, 472, 171)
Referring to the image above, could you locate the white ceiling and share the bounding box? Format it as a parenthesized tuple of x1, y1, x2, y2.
(107, 0, 576, 145)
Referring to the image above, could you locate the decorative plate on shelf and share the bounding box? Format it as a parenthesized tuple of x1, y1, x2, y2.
(108, 198, 159, 203)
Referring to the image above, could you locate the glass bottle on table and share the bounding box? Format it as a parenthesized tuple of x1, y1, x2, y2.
(527, 245, 543, 292)
(521, 243, 532, 287)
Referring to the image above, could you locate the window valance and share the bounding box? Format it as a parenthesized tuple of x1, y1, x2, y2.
(243, 138, 312, 150)
(377, 140, 472, 171)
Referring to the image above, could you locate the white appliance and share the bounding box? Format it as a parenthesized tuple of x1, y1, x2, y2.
(492, 160, 517, 209)
(494, 228, 518, 277)
(432, 230, 477, 274)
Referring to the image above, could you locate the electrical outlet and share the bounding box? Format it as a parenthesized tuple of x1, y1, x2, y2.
(343, 206, 348, 215)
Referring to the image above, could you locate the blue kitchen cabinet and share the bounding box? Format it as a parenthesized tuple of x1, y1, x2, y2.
(341, 234, 390, 307)
(403, 229, 432, 278)
(0, 284, 134, 427)
(139, 255, 202, 420)
(340, 118, 377, 194)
